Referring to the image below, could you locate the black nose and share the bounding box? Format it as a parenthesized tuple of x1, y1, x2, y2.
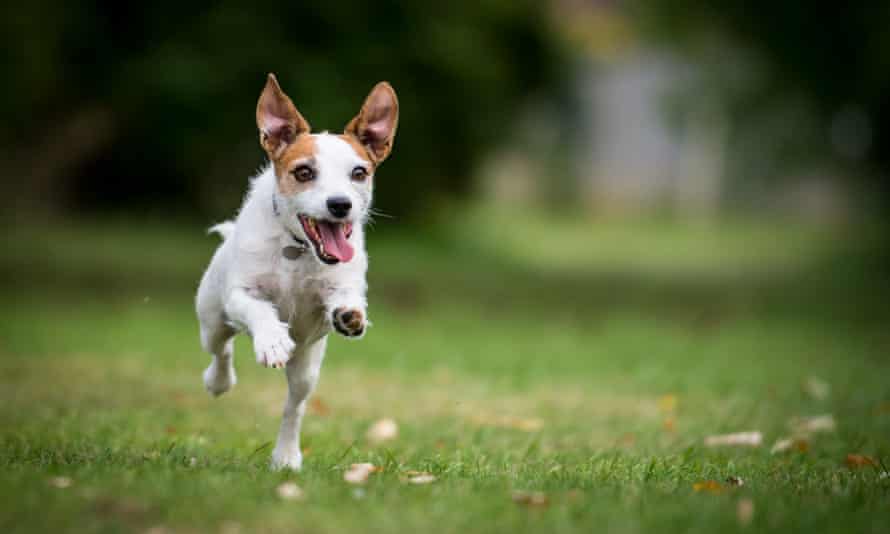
(326, 196, 352, 218)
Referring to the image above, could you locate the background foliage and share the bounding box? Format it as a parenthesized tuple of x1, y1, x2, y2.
(1, 1, 565, 218)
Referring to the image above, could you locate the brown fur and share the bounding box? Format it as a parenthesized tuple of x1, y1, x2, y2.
(256, 73, 310, 157)
(273, 135, 317, 196)
(344, 82, 399, 164)
(337, 134, 377, 174)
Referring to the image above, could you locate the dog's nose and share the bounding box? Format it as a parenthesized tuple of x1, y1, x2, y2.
(326, 196, 352, 218)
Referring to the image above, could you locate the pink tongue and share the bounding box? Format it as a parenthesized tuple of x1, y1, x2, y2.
(316, 221, 354, 262)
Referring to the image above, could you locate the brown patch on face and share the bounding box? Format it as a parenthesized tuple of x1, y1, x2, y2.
(273, 134, 317, 196)
(337, 134, 377, 176)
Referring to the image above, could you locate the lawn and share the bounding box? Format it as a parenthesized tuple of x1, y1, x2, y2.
(1, 210, 888, 533)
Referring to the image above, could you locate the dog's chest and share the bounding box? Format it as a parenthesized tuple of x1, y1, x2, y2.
(264, 240, 335, 340)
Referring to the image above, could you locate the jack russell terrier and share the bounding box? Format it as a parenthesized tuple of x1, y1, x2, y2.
(195, 73, 398, 470)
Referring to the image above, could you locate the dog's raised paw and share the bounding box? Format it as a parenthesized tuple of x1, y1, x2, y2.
(253, 324, 296, 368)
(332, 308, 366, 338)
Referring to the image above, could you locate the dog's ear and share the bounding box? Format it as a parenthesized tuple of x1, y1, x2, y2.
(345, 82, 398, 164)
(256, 73, 310, 156)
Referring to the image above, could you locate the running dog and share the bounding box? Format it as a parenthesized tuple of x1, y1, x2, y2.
(195, 73, 398, 470)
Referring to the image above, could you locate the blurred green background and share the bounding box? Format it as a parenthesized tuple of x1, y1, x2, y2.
(2, 2, 889, 534)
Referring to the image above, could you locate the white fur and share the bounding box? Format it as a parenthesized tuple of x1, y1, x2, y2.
(195, 133, 372, 470)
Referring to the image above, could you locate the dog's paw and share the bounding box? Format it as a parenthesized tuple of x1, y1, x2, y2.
(270, 449, 303, 471)
(332, 307, 366, 338)
(203, 361, 237, 396)
(253, 323, 296, 369)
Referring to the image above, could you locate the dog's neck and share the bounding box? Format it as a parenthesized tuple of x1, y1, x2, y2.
(271, 189, 310, 250)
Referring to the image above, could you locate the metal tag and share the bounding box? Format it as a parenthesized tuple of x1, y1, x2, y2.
(282, 246, 304, 260)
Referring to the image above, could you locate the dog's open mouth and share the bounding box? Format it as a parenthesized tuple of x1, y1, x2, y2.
(298, 215, 354, 265)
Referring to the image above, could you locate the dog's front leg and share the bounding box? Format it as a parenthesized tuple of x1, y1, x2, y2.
(225, 287, 295, 368)
(271, 336, 326, 470)
(326, 287, 368, 338)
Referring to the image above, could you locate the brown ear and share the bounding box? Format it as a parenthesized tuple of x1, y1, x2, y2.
(256, 73, 310, 156)
(344, 82, 398, 163)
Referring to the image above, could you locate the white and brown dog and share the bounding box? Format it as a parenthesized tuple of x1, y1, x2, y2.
(195, 73, 397, 470)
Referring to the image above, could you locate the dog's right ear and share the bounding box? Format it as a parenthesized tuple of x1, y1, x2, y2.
(256, 73, 310, 157)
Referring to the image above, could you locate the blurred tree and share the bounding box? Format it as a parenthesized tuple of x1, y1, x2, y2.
(1, 1, 566, 220)
(634, 0, 890, 201)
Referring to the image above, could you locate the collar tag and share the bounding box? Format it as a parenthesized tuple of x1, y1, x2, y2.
(282, 231, 309, 260)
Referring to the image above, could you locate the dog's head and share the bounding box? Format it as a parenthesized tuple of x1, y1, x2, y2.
(256, 73, 398, 265)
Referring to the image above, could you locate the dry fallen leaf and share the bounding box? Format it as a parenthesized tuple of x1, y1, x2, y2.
(736, 498, 755, 526)
(770, 438, 792, 454)
(789, 414, 835, 436)
(512, 491, 549, 508)
(770, 437, 809, 454)
(308, 397, 330, 416)
(366, 418, 399, 444)
(276, 481, 305, 501)
(692, 480, 724, 494)
(49, 476, 73, 489)
(704, 431, 763, 448)
(845, 454, 877, 469)
(343, 463, 380, 484)
(407, 473, 436, 485)
(726, 476, 745, 487)
(803, 377, 830, 400)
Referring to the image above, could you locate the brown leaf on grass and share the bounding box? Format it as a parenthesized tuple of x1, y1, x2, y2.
(693, 480, 724, 494)
(770, 437, 809, 454)
(343, 463, 381, 485)
(275, 481, 305, 501)
(736, 498, 755, 526)
(845, 454, 878, 469)
(49, 476, 73, 489)
(802, 377, 830, 400)
(726, 476, 745, 487)
(770, 438, 792, 454)
(366, 418, 398, 444)
(789, 414, 835, 436)
(512, 490, 549, 508)
(405, 473, 436, 485)
(704, 431, 763, 447)
(308, 397, 330, 416)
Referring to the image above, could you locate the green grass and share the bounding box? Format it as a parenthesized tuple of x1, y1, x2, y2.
(1, 211, 889, 534)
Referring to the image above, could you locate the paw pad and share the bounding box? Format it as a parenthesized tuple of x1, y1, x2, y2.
(333, 308, 365, 337)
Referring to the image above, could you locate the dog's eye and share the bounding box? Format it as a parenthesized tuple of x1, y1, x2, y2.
(292, 165, 315, 183)
(350, 166, 368, 182)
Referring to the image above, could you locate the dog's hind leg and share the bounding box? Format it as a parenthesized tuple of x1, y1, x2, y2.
(270, 336, 327, 471)
(200, 318, 237, 397)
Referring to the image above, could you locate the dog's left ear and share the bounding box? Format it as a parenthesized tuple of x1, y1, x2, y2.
(345, 82, 398, 164)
